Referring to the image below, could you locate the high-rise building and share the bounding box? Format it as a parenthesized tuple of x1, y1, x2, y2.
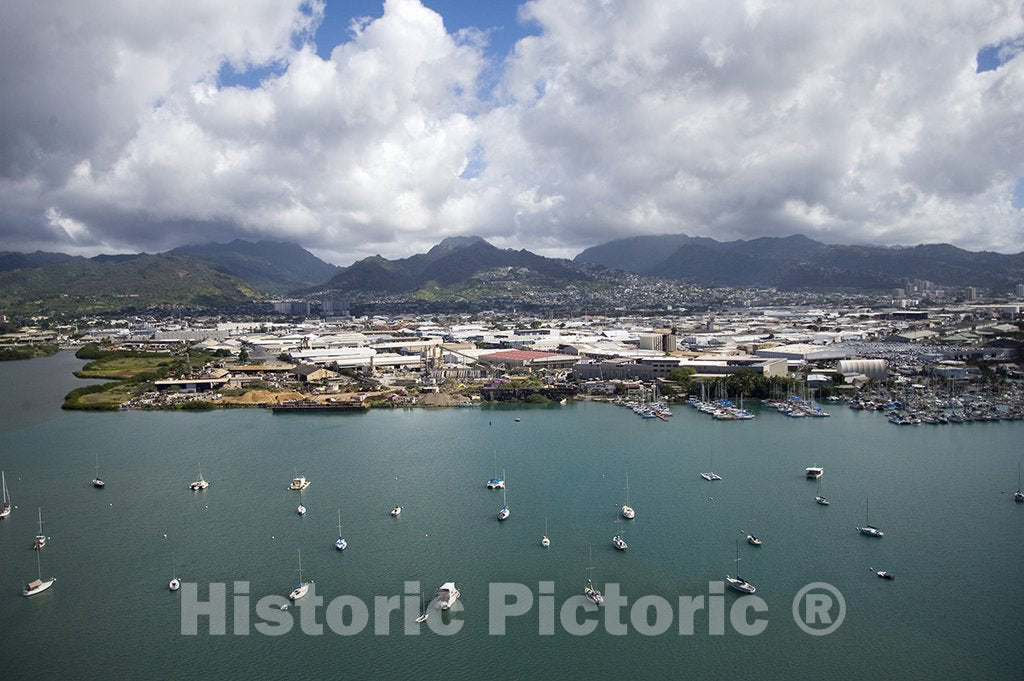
(272, 301, 310, 315)
(321, 299, 350, 316)
(1016, 283, 1024, 299)
(967, 287, 978, 302)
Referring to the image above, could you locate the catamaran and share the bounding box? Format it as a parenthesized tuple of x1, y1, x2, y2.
(701, 449, 722, 481)
(805, 466, 824, 479)
(584, 545, 604, 605)
(335, 509, 347, 550)
(33, 508, 46, 550)
(0, 470, 11, 519)
(621, 473, 635, 519)
(189, 463, 208, 491)
(92, 454, 105, 488)
(725, 539, 756, 594)
(857, 497, 884, 537)
(287, 549, 311, 601)
(390, 476, 402, 516)
(541, 517, 550, 547)
(22, 550, 55, 597)
(497, 485, 510, 521)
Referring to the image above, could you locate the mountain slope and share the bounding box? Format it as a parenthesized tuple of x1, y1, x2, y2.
(578, 233, 1024, 290)
(314, 237, 590, 294)
(166, 239, 338, 292)
(0, 250, 82, 272)
(0, 254, 256, 314)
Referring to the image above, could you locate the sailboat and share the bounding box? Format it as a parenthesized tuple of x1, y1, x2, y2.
(390, 477, 402, 516)
(189, 463, 209, 491)
(22, 550, 55, 597)
(486, 453, 505, 489)
(0, 470, 11, 519)
(287, 549, 311, 601)
(334, 509, 347, 550)
(584, 545, 604, 605)
(92, 454, 105, 488)
(33, 508, 46, 550)
(169, 553, 180, 591)
(1014, 462, 1024, 503)
(815, 477, 830, 505)
(296, 492, 306, 516)
(621, 473, 636, 519)
(414, 591, 429, 623)
(701, 449, 722, 481)
(497, 483, 510, 521)
(857, 497, 884, 537)
(725, 539, 756, 593)
(541, 517, 550, 547)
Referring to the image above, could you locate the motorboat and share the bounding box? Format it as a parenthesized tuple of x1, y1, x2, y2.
(296, 504, 306, 516)
(436, 582, 460, 610)
(288, 475, 311, 491)
(874, 569, 895, 580)
(805, 466, 824, 479)
(612, 533, 628, 550)
(746, 534, 763, 546)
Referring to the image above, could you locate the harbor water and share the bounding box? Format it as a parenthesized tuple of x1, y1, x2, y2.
(1, 353, 1022, 680)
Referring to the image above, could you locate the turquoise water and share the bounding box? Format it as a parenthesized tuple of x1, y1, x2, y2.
(1, 353, 1022, 680)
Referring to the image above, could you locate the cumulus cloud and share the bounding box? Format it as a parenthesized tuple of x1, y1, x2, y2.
(0, 0, 1022, 263)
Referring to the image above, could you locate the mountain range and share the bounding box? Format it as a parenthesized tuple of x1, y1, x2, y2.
(575, 233, 1024, 290)
(315, 236, 589, 294)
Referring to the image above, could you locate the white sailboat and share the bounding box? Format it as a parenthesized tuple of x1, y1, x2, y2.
(0, 470, 11, 519)
(33, 507, 46, 550)
(497, 482, 510, 521)
(22, 550, 55, 597)
(296, 493, 306, 516)
(1014, 461, 1023, 503)
(414, 592, 429, 623)
(390, 476, 402, 516)
(725, 539, 756, 594)
(335, 509, 347, 550)
(189, 463, 208, 491)
(815, 476, 830, 505)
(857, 497, 884, 537)
(169, 553, 180, 591)
(621, 473, 635, 519)
(486, 452, 505, 489)
(92, 454, 105, 488)
(541, 517, 550, 547)
(287, 549, 311, 601)
(584, 545, 604, 605)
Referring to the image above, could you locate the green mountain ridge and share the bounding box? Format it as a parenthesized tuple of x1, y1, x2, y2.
(576, 233, 1024, 290)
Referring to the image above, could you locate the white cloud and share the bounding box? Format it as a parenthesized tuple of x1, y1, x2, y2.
(0, 0, 1023, 264)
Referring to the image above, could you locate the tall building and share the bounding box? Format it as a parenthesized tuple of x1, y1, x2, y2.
(321, 299, 350, 316)
(1016, 283, 1024, 299)
(272, 301, 310, 315)
(967, 287, 978, 302)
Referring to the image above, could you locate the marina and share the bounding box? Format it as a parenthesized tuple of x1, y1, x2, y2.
(1, 353, 1022, 680)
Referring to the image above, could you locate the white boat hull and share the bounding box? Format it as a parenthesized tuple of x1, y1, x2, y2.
(23, 578, 55, 597)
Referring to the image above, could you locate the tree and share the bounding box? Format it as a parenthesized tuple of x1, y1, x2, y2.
(238, 348, 249, 362)
(667, 366, 697, 392)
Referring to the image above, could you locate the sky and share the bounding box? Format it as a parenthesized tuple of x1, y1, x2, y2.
(1, 0, 1023, 266)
